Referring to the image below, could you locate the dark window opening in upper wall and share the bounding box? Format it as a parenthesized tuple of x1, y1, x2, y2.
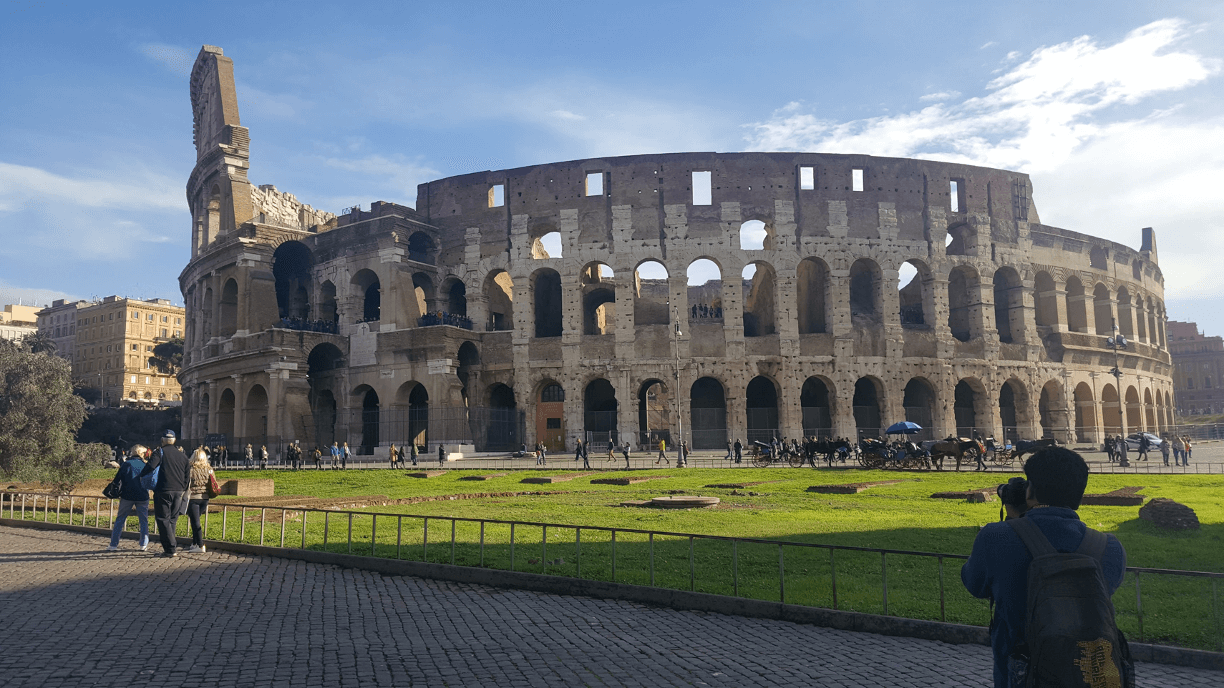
(692, 171, 712, 205)
(585, 172, 603, 197)
(488, 184, 505, 208)
(799, 166, 815, 190)
(950, 179, 963, 212)
(852, 169, 864, 192)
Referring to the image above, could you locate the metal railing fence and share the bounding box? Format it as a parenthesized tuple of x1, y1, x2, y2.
(2, 490, 1220, 652)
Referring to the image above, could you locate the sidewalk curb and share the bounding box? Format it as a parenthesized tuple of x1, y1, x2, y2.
(5, 518, 1221, 671)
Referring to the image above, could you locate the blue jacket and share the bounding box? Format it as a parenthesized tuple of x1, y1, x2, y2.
(113, 458, 148, 502)
(961, 507, 1127, 688)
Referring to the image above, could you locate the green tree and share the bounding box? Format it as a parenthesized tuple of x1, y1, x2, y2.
(0, 338, 108, 493)
(24, 330, 56, 355)
(148, 337, 183, 376)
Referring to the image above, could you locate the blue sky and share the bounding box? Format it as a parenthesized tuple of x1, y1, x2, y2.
(2, 1, 1222, 336)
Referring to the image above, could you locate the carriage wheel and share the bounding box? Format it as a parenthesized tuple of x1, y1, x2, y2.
(752, 454, 769, 468)
(788, 453, 804, 468)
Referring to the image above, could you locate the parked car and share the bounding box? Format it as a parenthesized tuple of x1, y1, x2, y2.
(1124, 432, 1163, 451)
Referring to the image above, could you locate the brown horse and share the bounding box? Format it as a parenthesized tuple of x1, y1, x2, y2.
(928, 437, 984, 471)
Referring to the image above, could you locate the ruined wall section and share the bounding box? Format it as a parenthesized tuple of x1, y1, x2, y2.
(251, 185, 336, 231)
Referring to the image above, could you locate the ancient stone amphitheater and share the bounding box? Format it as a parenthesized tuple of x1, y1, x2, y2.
(179, 46, 1174, 458)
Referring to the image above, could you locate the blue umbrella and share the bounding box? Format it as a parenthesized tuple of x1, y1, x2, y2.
(885, 421, 923, 435)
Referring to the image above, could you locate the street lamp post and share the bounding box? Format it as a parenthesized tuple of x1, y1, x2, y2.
(1106, 318, 1129, 437)
(675, 319, 685, 467)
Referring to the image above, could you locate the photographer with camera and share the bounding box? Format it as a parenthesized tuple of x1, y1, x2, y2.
(961, 446, 1130, 688)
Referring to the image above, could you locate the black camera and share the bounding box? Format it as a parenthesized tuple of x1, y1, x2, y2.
(997, 477, 1029, 521)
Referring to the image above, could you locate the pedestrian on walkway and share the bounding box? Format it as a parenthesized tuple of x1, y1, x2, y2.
(185, 447, 215, 553)
(1173, 436, 1184, 465)
(961, 446, 1128, 688)
(974, 444, 988, 471)
(245, 443, 253, 469)
(106, 445, 150, 552)
(342, 442, 351, 469)
(312, 446, 322, 469)
(733, 439, 742, 464)
(1160, 438, 1171, 466)
(1138, 434, 1150, 461)
(622, 441, 630, 469)
(438, 444, 446, 467)
(259, 445, 268, 469)
(724, 440, 732, 462)
(1116, 435, 1129, 467)
(389, 443, 399, 469)
(581, 441, 590, 469)
(656, 438, 669, 465)
(139, 430, 191, 558)
(1183, 436, 1192, 461)
(330, 442, 340, 469)
(409, 443, 417, 466)
(679, 440, 689, 468)
(574, 439, 583, 463)
(606, 442, 615, 463)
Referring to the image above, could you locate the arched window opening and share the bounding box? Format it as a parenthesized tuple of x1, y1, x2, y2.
(1093, 284, 1112, 335)
(801, 377, 832, 437)
(273, 241, 313, 321)
(360, 387, 380, 453)
(797, 258, 828, 334)
(1116, 287, 1133, 339)
(219, 279, 238, 337)
(199, 392, 211, 435)
(1065, 277, 1088, 333)
(638, 380, 671, 448)
(412, 273, 435, 319)
(485, 383, 518, 451)
(217, 389, 236, 442)
(999, 380, 1023, 442)
(948, 266, 977, 342)
(1101, 384, 1121, 436)
(898, 260, 927, 328)
(319, 281, 338, 326)
(1134, 295, 1147, 342)
(532, 231, 563, 259)
(1039, 381, 1066, 440)
(484, 270, 514, 331)
(742, 262, 776, 337)
(1090, 246, 1108, 270)
(686, 259, 723, 323)
(902, 378, 935, 440)
(1074, 383, 1096, 443)
(532, 269, 563, 337)
(584, 379, 618, 447)
(582, 262, 616, 335)
(1034, 272, 1057, 327)
(849, 259, 880, 323)
(407, 231, 435, 265)
(395, 383, 429, 450)
(537, 381, 565, 452)
(447, 280, 468, 318)
(852, 377, 882, 439)
(739, 219, 772, 251)
(1125, 386, 1141, 432)
(351, 269, 381, 323)
(993, 267, 1021, 343)
(1143, 388, 1156, 431)
(456, 342, 480, 401)
(954, 380, 980, 437)
(633, 261, 670, 326)
(690, 377, 727, 449)
(945, 223, 972, 256)
(244, 385, 269, 446)
(746, 376, 779, 444)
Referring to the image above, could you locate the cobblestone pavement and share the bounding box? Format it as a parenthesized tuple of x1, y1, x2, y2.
(1, 527, 1217, 687)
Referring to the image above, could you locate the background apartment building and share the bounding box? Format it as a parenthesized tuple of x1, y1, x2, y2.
(35, 299, 89, 364)
(73, 296, 185, 407)
(0, 304, 39, 343)
(1168, 320, 1224, 416)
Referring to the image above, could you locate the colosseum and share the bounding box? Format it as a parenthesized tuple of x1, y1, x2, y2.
(178, 46, 1175, 458)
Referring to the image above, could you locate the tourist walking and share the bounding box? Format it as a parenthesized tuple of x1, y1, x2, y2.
(606, 442, 615, 463)
(1173, 436, 1184, 465)
(1183, 435, 1192, 461)
(330, 442, 341, 469)
(245, 443, 254, 469)
(106, 445, 151, 552)
(438, 444, 446, 467)
(342, 441, 351, 469)
(139, 430, 192, 557)
(1116, 435, 1129, 467)
(260, 445, 269, 469)
(1137, 433, 1150, 461)
(1160, 437, 1171, 466)
(656, 438, 668, 465)
(313, 446, 322, 469)
(724, 440, 732, 462)
(185, 447, 216, 553)
(581, 441, 590, 469)
(389, 443, 399, 469)
(621, 441, 630, 469)
(733, 439, 742, 464)
(286, 441, 298, 471)
(409, 443, 417, 466)
(678, 440, 689, 467)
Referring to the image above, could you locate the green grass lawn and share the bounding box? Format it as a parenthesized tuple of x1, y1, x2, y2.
(79, 465, 1224, 650)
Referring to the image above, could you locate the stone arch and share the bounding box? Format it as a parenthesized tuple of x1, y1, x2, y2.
(999, 378, 1030, 441)
(243, 384, 269, 446)
(456, 341, 480, 401)
(1034, 271, 1058, 327)
(902, 377, 937, 438)
(690, 376, 727, 449)
(485, 383, 518, 450)
(219, 278, 238, 337)
(531, 229, 563, 259)
(584, 378, 618, 442)
(412, 273, 435, 320)
(686, 258, 723, 324)
(1090, 246, 1108, 270)
(1074, 382, 1096, 443)
(1116, 286, 1134, 339)
(1133, 293, 1147, 342)
(796, 257, 829, 334)
(945, 222, 973, 256)
(1143, 388, 1156, 431)
(1093, 283, 1112, 335)
(198, 392, 210, 435)
(217, 388, 235, 440)
(484, 270, 514, 331)
(1125, 385, 1141, 432)
(993, 267, 1023, 343)
(202, 286, 214, 340)
(1038, 380, 1068, 440)
(742, 261, 777, 337)
(319, 281, 337, 325)
(801, 376, 834, 437)
(948, 265, 979, 342)
(746, 375, 780, 443)
(633, 260, 670, 326)
(1101, 383, 1121, 436)
(444, 278, 467, 317)
(354, 384, 380, 452)
(393, 382, 429, 449)
(1145, 297, 1157, 346)
(407, 231, 436, 265)
(536, 379, 565, 451)
(307, 342, 344, 448)
(531, 267, 563, 337)
(852, 376, 884, 439)
(1065, 276, 1088, 333)
(739, 219, 773, 251)
(849, 258, 882, 323)
(898, 259, 932, 328)
(351, 269, 381, 322)
(581, 261, 616, 335)
(272, 240, 313, 321)
(954, 378, 989, 437)
(638, 378, 672, 447)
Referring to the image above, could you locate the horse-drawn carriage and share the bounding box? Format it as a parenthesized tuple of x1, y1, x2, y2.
(984, 437, 1056, 467)
(748, 440, 804, 468)
(856, 437, 931, 469)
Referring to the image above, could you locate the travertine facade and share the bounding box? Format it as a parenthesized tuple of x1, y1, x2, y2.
(179, 46, 1175, 456)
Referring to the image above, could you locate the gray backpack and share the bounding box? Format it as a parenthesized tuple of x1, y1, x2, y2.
(1007, 518, 1134, 688)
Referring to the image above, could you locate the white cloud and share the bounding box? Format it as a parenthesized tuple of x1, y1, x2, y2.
(0, 281, 80, 310)
(980, 41, 998, 50)
(919, 91, 961, 102)
(0, 162, 181, 212)
(321, 154, 440, 207)
(138, 43, 195, 76)
(550, 109, 585, 121)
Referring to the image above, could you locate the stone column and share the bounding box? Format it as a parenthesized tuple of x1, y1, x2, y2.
(833, 379, 856, 440)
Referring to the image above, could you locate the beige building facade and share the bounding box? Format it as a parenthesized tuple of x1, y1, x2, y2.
(35, 299, 89, 364)
(1168, 320, 1224, 416)
(178, 46, 1175, 456)
(0, 304, 39, 343)
(73, 296, 184, 406)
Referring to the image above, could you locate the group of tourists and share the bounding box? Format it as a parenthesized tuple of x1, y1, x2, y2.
(1104, 433, 1193, 467)
(105, 429, 217, 557)
(388, 443, 420, 468)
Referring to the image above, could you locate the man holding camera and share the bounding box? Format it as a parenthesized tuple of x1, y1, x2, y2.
(962, 446, 1128, 688)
